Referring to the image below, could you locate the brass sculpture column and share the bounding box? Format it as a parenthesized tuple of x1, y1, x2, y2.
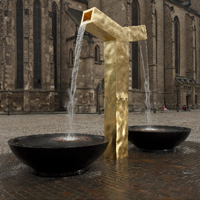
(81, 7, 147, 159)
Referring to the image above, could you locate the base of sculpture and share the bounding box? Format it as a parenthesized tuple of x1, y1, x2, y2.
(128, 126, 191, 152)
(8, 133, 109, 177)
(133, 147, 176, 153)
(31, 167, 89, 177)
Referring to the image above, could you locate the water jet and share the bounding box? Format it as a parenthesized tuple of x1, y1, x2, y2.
(8, 13, 110, 177)
(128, 40, 191, 153)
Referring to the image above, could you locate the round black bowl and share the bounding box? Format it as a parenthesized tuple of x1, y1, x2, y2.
(128, 126, 191, 152)
(8, 133, 109, 177)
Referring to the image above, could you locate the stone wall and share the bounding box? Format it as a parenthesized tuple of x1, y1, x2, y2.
(163, 0, 200, 108)
(0, 0, 200, 112)
(190, 0, 200, 13)
(0, 0, 61, 112)
(60, 0, 104, 113)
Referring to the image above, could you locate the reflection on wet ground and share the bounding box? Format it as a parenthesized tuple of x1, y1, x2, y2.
(0, 141, 199, 199)
(0, 110, 200, 199)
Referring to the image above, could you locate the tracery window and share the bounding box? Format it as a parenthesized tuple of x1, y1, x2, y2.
(155, 10, 158, 65)
(52, 3, 57, 89)
(132, 0, 139, 89)
(16, 0, 23, 89)
(194, 26, 197, 78)
(95, 45, 100, 62)
(174, 16, 180, 75)
(33, 0, 41, 88)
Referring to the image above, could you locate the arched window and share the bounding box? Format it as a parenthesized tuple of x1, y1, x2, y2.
(194, 26, 197, 78)
(174, 16, 180, 75)
(16, 0, 23, 89)
(33, 0, 41, 88)
(69, 49, 73, 67)
(52, 3, 57, 89)
(95, 45, 100, 62)
(132, 0, 139, 89)
(155, 10, 158, 65)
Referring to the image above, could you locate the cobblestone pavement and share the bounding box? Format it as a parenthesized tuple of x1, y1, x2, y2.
(0, 110, 200, 199)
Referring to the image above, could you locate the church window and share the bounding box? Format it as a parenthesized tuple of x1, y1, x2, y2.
(52, 3, 57, 89)
(16, 0, 24, 89)
(132, 0, 139, 89)
(194, 26, 197, 78)
(33, 0, 41, 88)
(95, 45, 100, 62)
(174, 16, 180, 75)
(155, 10, 158, 65)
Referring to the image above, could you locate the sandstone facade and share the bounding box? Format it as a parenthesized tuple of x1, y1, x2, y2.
(0, 0, 199, 113)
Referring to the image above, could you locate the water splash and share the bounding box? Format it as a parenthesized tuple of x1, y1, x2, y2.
(66, 21, 88, 140)
(138, 41, 152, 127)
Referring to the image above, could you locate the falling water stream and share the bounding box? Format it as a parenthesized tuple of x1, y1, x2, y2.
(64, 21, 152, 138)
(139, 41, 152, 128)
(65, 21, 88, 141)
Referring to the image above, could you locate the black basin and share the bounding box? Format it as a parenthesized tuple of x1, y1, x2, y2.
(128, 126, 191, 152)
(8, 133, 109, 177)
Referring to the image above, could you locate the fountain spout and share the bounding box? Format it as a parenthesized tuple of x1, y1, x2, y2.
(81, 7, 147, 160)
(82, 7, 147, 42)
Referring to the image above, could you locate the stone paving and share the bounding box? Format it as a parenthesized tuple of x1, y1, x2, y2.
(0, 110, 200, 199)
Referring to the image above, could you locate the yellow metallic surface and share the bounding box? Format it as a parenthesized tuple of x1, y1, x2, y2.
(81, 7, 147, 160)
(104, 40, 117, 159)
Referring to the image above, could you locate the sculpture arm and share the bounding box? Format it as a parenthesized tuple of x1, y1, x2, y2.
(124, 25, 147, 42)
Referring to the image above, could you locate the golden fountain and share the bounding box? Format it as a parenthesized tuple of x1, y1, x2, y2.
(81, 7, 147, 160)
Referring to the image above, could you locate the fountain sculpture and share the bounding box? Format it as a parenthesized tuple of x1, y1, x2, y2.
(82, 7, 191, 154)
(8, 10, 112, 177)
(8, 7, 148, 178)
(8, 134, 109, 176)
(82, 7, 147, 159)
(128, 126, 191, 152)
(8, 6, 189, 179)
(128, 35, 191, 152)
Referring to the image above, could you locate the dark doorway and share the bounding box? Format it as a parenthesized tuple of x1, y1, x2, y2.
(186, 95, 191, 107)
(186, 95, 188, 107)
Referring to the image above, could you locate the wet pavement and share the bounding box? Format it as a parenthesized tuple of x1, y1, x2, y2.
(0, 110, 200, 199)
